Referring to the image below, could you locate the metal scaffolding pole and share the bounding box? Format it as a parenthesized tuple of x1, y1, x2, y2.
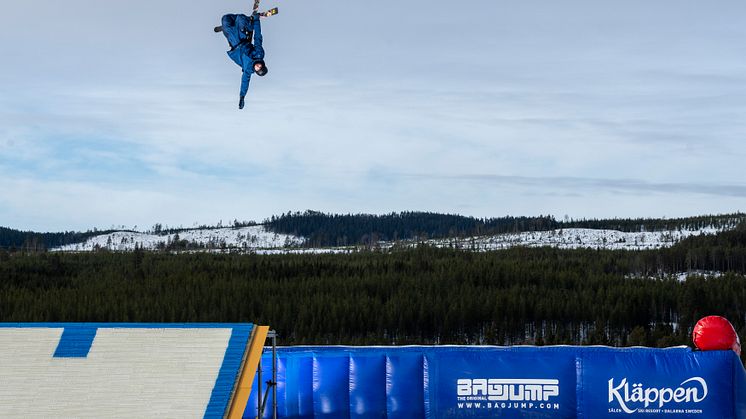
(257, 330, 278, 419)
(272, 333, 277, 419)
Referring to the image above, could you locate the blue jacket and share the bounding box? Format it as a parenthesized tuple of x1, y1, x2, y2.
(226, 15, 265, 98)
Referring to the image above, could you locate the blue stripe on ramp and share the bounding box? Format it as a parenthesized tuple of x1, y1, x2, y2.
(204, 324, 254, 418)
(53, 327, 97, 358)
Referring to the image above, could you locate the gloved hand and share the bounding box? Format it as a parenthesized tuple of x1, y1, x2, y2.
(239, 96, 245, 109)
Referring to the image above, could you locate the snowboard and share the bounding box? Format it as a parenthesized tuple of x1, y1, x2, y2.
(262, 7, 279, 18)
(214, 7, 279, 32)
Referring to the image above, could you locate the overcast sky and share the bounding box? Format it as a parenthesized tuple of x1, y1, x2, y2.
(1, 0, 746, 231)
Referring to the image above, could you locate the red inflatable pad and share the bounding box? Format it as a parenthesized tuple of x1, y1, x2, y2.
(692, 316, 741, 355)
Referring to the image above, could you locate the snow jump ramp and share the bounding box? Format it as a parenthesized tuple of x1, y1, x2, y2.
(248, 345, 746, 419)
(0, 323, 268, 418)
(3, 325, 745, 418)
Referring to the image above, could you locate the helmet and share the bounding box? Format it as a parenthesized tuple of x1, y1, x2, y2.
(254, 60, 268, 77)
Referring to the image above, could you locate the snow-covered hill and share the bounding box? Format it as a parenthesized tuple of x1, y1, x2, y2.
(52, 225, 728, 253)
(53, 225, 304, 252)
(412, 227, 722, 251)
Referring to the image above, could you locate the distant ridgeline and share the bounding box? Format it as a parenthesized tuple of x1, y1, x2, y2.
(263, 211, 558, 247)
(263, 211, 746, 247)
(2, 211, 745, 250)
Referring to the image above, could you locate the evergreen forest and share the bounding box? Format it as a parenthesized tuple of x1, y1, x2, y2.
(1, 223, 746, 359)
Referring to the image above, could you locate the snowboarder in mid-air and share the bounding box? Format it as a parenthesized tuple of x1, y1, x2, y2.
(215, 12, 268, 109)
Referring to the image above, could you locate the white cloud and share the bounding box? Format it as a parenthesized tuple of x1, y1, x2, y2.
(1, 0, 746, 230)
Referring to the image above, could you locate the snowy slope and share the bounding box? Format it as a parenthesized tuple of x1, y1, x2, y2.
(53, 225, 726, 253)
(53, 225, 304, 252)
(414, 227, 722, 251)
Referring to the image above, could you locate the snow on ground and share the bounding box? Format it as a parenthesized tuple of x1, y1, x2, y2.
(673, 271, 725, 282)
(392, 227, 723, 251)
(52, 225, 304, 252)
(624, 271, 725, 283)
(53, 226, 726, 253)
(255, 248, 354, 255)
